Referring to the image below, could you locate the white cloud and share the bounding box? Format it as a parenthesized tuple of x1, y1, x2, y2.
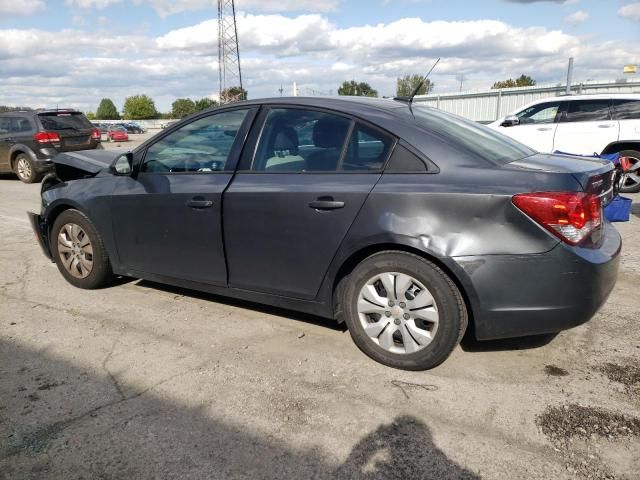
(0, 14, 637, 111)
(64, 0, 121, 8)
(618, 2, 640, 21)
(0, 0, 44, 15)
(564, 10, 589, 25)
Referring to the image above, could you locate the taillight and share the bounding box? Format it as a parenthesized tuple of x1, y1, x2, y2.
(33, 131, 61, 144)
(512, 192, 602, 245)
(91, 128, 101, 140)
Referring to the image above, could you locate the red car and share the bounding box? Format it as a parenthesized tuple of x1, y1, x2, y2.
(107, 125, 129, 142)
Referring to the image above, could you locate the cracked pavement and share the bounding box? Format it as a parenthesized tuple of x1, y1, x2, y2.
(0, 171, 639, 479)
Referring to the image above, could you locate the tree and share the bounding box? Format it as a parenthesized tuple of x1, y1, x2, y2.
(171, 98, 196, 118)
(492, 74, 536, 89)
(122, 94, 158, 119)
(396, 74, 434, 97)
(220, 87, 247, 104)
(86, 112, 96, 120)
(194, 97, 219, 112)
(0, 105, 32, 112)
(338, 80, 378, 97)
(96, 98, 119, 119)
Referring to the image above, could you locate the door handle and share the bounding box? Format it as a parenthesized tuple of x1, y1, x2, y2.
(309, 197, 345, 211)
(186, 199, 213, 209)
(536, 127, 553, 131)
(597, 124, 613, 128)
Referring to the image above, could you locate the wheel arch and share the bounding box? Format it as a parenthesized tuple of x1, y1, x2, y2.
(601, 141, 640, 155)
(330, 242, 478, 337)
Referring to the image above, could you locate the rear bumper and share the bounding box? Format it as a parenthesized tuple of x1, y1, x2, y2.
(27, 212, 52, 261)
(453, 224, 621, 340)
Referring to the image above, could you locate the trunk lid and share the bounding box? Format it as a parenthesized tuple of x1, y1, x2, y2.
(509, 153, 616, 202)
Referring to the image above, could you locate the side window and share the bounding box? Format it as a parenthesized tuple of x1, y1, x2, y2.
(562, 100, 611, 122)
(613, 100, 640, 120)
(516, 102, 561, 125)
(141, 109, 248, 174)
(385, 144, 428, 172)
(0, 117, 9, 134)
(342, 123, 394, 171)
(9, 117, 31, 133)
(252, 108, 352, 172)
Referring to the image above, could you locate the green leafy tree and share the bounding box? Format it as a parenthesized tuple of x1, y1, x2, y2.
(396, 75, 434, 97)
(492, 74, 536, 89)
(96, 98, 120, 119)
(171, 98, 196, 118)
(86, 112, 96, 120)
(194, 97, 219, 112)
(337, 80, 378, 97)
(221, 87, 247, 104)
(122, 94, 158, 119)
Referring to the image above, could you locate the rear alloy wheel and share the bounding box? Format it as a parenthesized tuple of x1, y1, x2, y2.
(619, 150, 640, 194)
(51, 209, 113, 289)
(342, 251, 467, 370)
(14, 154, 38, 184)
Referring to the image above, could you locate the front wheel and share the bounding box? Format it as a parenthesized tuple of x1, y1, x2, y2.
(50, 209, 114, 289)
(341, 251, 467, 371)
(619, 150, 640, 193)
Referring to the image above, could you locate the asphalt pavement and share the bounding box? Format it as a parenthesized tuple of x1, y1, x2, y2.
(0, 148, 639, 479)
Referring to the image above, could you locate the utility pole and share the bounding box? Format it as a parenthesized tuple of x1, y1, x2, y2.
(218, 0, 243, 104)
(565, 57, 574, 95)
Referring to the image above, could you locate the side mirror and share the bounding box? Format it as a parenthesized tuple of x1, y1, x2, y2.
(501, 115, 520, 127)
(112, 152, 133, 175)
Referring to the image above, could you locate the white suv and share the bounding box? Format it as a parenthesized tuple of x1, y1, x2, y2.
(489, 94, 640, 192)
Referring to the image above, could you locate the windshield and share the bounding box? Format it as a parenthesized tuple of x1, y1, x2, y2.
(400, 106, 535, 164)
(38, 112, 93, 131)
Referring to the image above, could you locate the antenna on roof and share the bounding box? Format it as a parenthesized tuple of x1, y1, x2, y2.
(394, 58, 440, 111)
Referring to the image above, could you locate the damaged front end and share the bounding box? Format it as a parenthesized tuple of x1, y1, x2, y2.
(40, 149, 122, 193)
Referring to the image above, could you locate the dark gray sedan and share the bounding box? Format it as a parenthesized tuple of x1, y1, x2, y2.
(28, 97, 621, 370)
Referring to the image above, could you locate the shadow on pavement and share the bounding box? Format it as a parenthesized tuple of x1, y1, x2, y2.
(460, 332, 558, 352)
(134, 279, 347, 332)
(0, 339, 479, 479)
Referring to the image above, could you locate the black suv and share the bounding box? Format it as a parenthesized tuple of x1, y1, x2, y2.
(0, 110, 101, 183)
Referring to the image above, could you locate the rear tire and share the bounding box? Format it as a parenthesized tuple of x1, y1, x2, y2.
(618, 149, 640, 193)
(14, 154, 39, 184)
(50, 209, 114, 289)
(341, 251, 467, 370)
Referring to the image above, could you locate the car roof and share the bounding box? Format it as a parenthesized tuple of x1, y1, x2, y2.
(215, 96, 409, 115)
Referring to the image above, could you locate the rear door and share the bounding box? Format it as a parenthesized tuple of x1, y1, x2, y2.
(223, 107, 395, 300)
(497, 101, 562, 152)
(110, 108, 255, 285)
(612, 98, 640, 142)
(553, 99, 618, 155)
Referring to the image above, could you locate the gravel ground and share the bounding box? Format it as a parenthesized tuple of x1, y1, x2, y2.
(0, 164, 639, 479)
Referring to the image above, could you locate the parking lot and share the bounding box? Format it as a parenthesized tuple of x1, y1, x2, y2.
(0, 146, 639, 479)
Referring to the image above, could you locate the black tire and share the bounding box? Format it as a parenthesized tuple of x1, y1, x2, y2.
(13, 153, 40, 184)
(618, 150, 640, 194)
(50, 209, 114, 289)
(341, 251, 467, 371)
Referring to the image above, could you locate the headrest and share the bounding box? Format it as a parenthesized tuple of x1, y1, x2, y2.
(313, 118, 346, 149)
(272, 126, 299, 156)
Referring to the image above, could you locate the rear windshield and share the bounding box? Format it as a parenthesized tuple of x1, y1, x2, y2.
(400, 106, 535, 164)
(37, 112, 93, 131)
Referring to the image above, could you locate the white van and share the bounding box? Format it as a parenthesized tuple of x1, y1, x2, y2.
(489, 94, 640, 192)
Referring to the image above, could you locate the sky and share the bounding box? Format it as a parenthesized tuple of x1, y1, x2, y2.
(0, 0, 639, 113)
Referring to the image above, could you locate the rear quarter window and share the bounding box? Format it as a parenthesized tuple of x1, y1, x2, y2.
(38, 113, 93, 131)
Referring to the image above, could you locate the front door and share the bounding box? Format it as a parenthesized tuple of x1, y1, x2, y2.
(111, 108, 254, 285)
(223, 107, 395, 300)
(498, 100, 563, 153)
(0, 116, 13, 172)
